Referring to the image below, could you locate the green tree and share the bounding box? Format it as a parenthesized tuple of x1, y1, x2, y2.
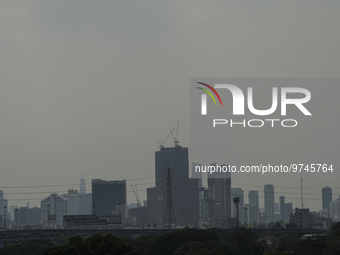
(229, 228, 256, 254)
(14, 239, 55, 255)
(293, 236, 326, 255)
(323, 235, 340, 255)
(330, 221, 340, 236)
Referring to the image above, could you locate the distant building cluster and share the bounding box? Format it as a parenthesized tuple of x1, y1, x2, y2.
(0, 144, 338, 231)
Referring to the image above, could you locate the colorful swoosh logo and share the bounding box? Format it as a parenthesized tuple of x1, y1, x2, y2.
(196, 82, 223, 106)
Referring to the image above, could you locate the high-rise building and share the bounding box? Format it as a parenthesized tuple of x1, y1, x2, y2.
(15, 207, 41, 229)
(207, 164, 231, 221)
(248, 190, 259, 224)
(329, 200, 340, 220)
(322, 186, 332, 218)
(79, 193, 92, 215)
(279, 196, 293, 221)
(80, 178, 86, 194)
(0, 190, 8, 219)
(192, 163, 205, 219)
(92, 179, 126, 215)
(192, 162, 203, 187)
(78, 178, 92, 215)
(148, 145, 199, 227)
(41, 194, 68, 229)
(264, 184, 275, 223)
(67, 189, 80, 215)
(9, 205, 18, 222)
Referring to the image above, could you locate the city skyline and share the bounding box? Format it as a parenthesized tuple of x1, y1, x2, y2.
(0, 0, 339, 213)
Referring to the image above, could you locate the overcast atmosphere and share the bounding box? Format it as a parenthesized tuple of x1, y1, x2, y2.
(0, 1, 339, 212)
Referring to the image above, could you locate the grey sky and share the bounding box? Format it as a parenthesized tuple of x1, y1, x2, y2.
(0, 1, 339, 211)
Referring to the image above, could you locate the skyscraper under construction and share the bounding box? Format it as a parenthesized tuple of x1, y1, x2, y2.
(147, 145, 199, 227)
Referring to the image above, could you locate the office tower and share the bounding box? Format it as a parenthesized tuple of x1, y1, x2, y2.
(0, 190, 8, 218)
(148, 145, 199, 227)
(192, 162, 203, 187)
(207, 164, 231, 220)
(248, 190, 259, 223)
(231, 188, 244, 218)
(329, 200, 340, 220)
(155, 145, 189, 189)
(264, 184, 275, 223)
(78, 178, 92, 215)
(41, 194, 68, 229)
(279, 196, 293, 221)
(79, 193, 92, 215)
(67, 189, 80, 215)
(15, 207, 41, 229)
(80, 178, 86, 194)
(322, 186, 332, 218)
(92, 179, 126, 215)
(192, 163, 205, 219)
(9, 206, 18, 222)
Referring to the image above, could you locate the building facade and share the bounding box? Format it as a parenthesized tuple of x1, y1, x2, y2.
(264, 184, 275, 223)
(14, 207, 41, 229)
(279, 196, 293, 221)
(207, 165, 231, 221)
(92, 179, 126, 215)
(248, 190, 259, 224)
(322, 186, 332, 218)
(148, 145, 199, 227)
(67, 189, 80, 215)
(41, 194, 68, 229)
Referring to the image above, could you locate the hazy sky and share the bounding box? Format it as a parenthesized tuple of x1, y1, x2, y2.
(0, 1, 339, 211)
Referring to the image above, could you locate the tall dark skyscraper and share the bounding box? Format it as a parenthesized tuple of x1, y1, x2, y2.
(147, 145, 199, 227)
(0, 190, 8, 218)
(264, 184, 275, 223)
(322, 186, 332, 217)
(92, 179, 126, 215)
(207, 164, 231, 221)
(248, 190, 259, 223)
(192, 163, 204, 219)
(279, 196, 293, 221)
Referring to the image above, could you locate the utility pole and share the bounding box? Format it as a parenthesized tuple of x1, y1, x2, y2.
(164, 168, 176, 228)
(259, 213, 261, 227)
(233, 197, 240, 229)
(245, 207, 248, 228)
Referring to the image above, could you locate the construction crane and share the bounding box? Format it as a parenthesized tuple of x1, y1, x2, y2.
(159, 128, 175, 148)
(175, 120, 179, 146)
(169, 120, 180, 147)
(131, 183, 141, 208)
